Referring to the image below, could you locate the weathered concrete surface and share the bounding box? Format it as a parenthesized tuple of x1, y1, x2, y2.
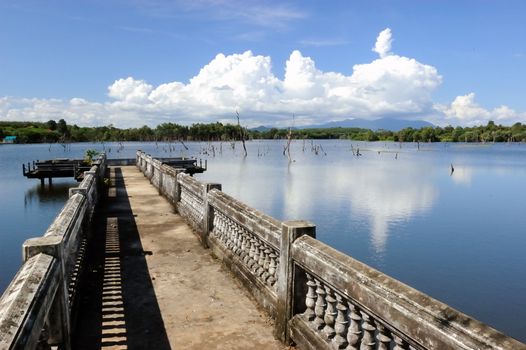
(74, 166, 287, 349)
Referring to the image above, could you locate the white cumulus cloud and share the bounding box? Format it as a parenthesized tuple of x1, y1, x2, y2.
(0, 29, 523, 128)
(433, 93, 526, 126)
(372, 28, 393, 58)
(108, 77, 153, 104)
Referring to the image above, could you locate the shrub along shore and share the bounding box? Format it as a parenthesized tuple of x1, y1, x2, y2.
(1, 119, 525, 143)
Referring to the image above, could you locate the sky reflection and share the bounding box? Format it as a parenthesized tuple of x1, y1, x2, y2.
(2, 141, 525, 341)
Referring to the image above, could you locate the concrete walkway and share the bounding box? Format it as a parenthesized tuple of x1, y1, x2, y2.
(74, 166, 286, 350)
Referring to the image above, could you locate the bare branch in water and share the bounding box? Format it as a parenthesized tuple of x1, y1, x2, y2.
(236, 110, 248, 157)
(283, 114, 294, 162)
(179, 139, 189, 150)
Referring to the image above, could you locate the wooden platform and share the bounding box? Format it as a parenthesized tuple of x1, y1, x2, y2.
(22, 159, 91, 183)
(23, 157, 206, 184)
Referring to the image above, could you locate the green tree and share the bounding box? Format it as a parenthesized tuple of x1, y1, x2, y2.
(47, 120, 57, 130)
(57, 119, 67, 134)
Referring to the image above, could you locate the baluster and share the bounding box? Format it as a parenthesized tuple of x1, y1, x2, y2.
(323, 286, 336, 340)
(251, 240, 261, 271)
(219, 213, 225, 239)
(376, 323, 392, 350)
(238, 229, 247, 257)
(360, 310, 376, 350)
(223, 219, 231, 245)
(273, 260, 279, 286)
(346, 303, 362, 350)
(235, 227, 244, 255)
(393, 335, 409, 350)
(231, 225, 240, 253)
(218, 214, 226, 240)
(332, 293, 348, 349)
(313, 278, 326, 330)
(267, 252, 277, 286)
(219, 214, 226, 240)
(218, 213, 225, 239)
(225, 220, 233, 247)
(230, 224, 238, 250)
(212, 213, 219, 237)
(236, 226, 245, 257)
(256, 246, 267, 276)
(304, 273, 317, 321)
(224, 218, 231, 245)
(261, 248, 271, 280)
(245, 238, 255, 265)
(238, 229, 246, 256)
(236, 227, 244, 254)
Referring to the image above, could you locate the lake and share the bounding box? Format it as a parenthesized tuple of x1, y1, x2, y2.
(0, 140, 525, 341)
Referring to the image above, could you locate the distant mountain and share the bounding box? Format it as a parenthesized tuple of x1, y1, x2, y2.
(304, 118, 434, 131)
(250, 118, 434, 132)
(250, 125, 271, 132)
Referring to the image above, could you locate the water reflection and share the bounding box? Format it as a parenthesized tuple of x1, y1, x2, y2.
(450, 166, 474, 185)
(2, 141, 526, 341)
(339, 162, 438, 253)
(282, 157, 438, 254)
(24, 183, 72, 208)
(212, 144, 442, 255)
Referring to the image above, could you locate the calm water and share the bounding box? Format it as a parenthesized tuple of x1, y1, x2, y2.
(0, 141, 525, 341)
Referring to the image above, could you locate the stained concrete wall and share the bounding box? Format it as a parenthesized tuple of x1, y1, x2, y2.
(0, 154, 107, 350)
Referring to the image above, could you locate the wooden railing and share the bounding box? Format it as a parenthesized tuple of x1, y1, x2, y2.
(0, 154, 107, 350)
(136, 150, 526, 350)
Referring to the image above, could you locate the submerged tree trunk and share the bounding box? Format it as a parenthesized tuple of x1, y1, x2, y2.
(236, 110, 247, 157)
(283, 114, 294, 162)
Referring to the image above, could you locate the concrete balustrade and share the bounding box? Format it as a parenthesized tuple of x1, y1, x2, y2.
(207, 188, 282, 316)
(288, 235, 526, 350)
(0, 254, 60, 349)
(0, 154, 107, 350)
(136, 150, 525, 350)
(177, 173, 206, 233)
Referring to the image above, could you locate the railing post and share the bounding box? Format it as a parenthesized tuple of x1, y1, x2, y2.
(275, 220, 316, 343)
(203, 183, 222, 248)
(22, 237, 71, 350)
(175, 173, 183, 208)
(159, 167, 163, 193)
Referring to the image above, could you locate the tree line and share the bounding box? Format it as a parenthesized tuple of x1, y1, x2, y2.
(1, 119, 525, 144)
(251, 121, 526, 143)
(0, 120, 246, 143)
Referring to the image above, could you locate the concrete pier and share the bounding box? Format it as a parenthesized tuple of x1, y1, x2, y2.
(73, 166, 285, 349)
(3, 152, 524, 350)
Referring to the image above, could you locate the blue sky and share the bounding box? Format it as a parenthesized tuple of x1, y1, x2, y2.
(1, 0, 525, 127)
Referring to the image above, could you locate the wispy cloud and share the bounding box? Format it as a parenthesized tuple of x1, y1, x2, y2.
(116, 25, 187, 39)
(231, 31, 267, 42)
(299, 38, 349, 47)
(132, 0, 307, 29)
(118, 26, 156, 34)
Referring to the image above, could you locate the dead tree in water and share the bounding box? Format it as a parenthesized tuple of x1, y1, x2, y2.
(236, 110, 248, 157)
(283, 114, 294, 162)
(179, 139, 189, 150)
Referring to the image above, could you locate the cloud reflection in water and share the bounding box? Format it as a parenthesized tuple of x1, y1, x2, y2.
(282, 156, 438, 254)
